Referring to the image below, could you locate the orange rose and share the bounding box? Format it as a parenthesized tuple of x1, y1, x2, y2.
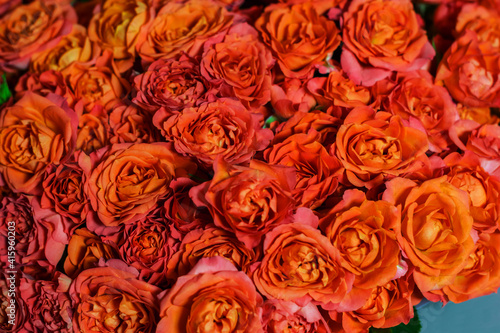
(335, 274, 419, 332)
(341, 0, 434, 86)
(435, 232, 500, 303)
(333, 106, 429, 189)
(384, 70, 459, 152)
(201, 23, 274, 112)
(270, 77, 317, 119)
(253, 208, 354, 309)
(436, 31, 500, 108)
(0, 0, 77, 70)
(0, 92, 77, 194)
(62, 51, 130, 114)
(319, 189, 403, 290)
(255, 3, 341, 78)
(383, 176, 476, 293)
(86, 142, 197, 231)
(308, 70, 372, 118)
(190, 159, 296, 249)
(154, 98, 273, 168)
(88, 0, 152, 73)
(450, 120, 500, 162)
(70, 260, 162, 333)
(63, 228, 119, 279)
(15, 70, 74, 107)
(457, 103, 498, 125)
(30, 24, 99, 74)
(166, 226, 261, 282)
(264, 131, 343, 209)
(456, 3, 500, 46)
(136, 0, 234, 65)
(443, 152, 500, 233)
(76, 106, 110, 154)
(158, 257, 264, 333)
(109, 103, 160, 144)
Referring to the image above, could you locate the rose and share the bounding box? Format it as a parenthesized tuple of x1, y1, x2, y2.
(0, 195, 34, 262)
(154, 98, 273, 168)
(109, 103, 160, 144)
(450, 120, 500, 163)
(70, 260, 162, 333)
(88, 0, 152, 72)
(164, 177, 208, 240)
(104, 207, 180, 288)
(0, 92, 77, 194)
(14, 70, 74, 107)
(436, 31, 500, 108)
(456, 3, 500, 46)
(435, 232, 500, 303)
(30, 24, 99, 73)
(253, 208, 354, 309)
(158, 256, 264, 333)
(62, 51, 130, 114)
(443, 152, 500, 233)
(0, 0, 77, 70)
(264, 131, 343, 209)
(308, 70, 372, 117)
(262, 300, 331, 333)
(384, 70, 459, 152)
(85, 142, 197, 230)
(190, 159, 296, 248)
(201, 23, 274, 112)
(132, 53, 214, 114)
(166, 226, 260, 282)
(63, 228, 119, 279)
(270, 77, 317, 119)
(457, 103, 498, 125)
(76, 106, 110, 154)
(383, 176, 476, 292)
(319, 189, 403, 290)
(332, 106, 429, 189)
(255, 3, 341, 78)
(20, 272, 73, 333)
(341, 0, 435, 86)
(272, 110, 340, 148)
(136, 0, 234, 65)
(40, 152, 90, 235)
(335, 274, 418, 332)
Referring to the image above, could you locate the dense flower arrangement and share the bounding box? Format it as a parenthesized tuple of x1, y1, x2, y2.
(0, 0, 499, 332)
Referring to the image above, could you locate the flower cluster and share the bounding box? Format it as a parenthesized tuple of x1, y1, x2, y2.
(0, 0, 499, 332)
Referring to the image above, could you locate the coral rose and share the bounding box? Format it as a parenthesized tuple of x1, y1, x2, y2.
(70, 260, 162, 333)
(132, 53, 214, 114)
(166, 226, 260, 282)
(158, 256, 264, 333)
(14, 70, 74, 107)
(270, 77, 317, 119)
(104, 206, 180, 288)
(262, 300, 332, 333)
(253, 208, 354, 309)
(154, 98, 273, 168)
(190, 159, 296, 249)
(334, 274, 419, 332)
(332, 106, 429, 189)
(109, 103, 160, 144)
(0, 0, 77, 70)
(0, 92, 77, 194)
(255, 3, 341, 78)
(384, 70, 459, 152)
(264, 131, 343, 209)
(450, 120, 500, 165)
(86, 142, 197, 230)
(20, 272, 73, 333)
(63, 228, 119, 279)
(319, 190, 403, 290)
(136, 0, 235, 65)
(383, 176, 476, 293)
(88, 0, 152, 72)
(201, 23, 274, 112)
(436, 31, 500, 108)
(341, 0, 435, 86)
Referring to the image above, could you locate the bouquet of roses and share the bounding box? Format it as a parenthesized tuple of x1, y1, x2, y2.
(0, 0, 499, 332)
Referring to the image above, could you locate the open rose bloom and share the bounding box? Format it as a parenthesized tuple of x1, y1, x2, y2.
(1, 0, 500, 332)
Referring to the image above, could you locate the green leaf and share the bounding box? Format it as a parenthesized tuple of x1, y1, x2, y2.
(369, 307, 422, 333)
(0, 74, 11, 105)
(264, 115, 279, 129)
